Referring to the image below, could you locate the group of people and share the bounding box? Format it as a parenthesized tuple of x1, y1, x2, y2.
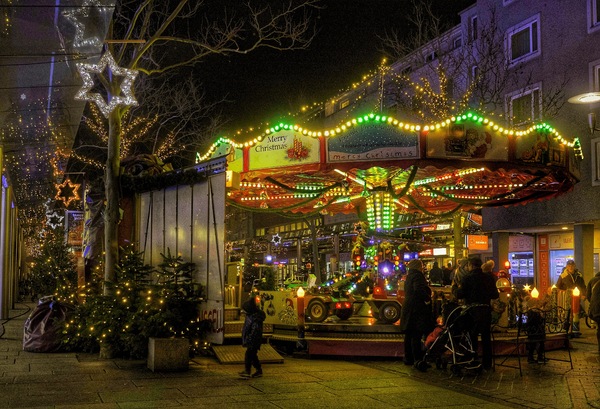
(400, 256, 499, 371)
(238, 256, 600, 378)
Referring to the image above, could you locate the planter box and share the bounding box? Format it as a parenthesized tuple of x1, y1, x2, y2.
(147, 337, 190, 372)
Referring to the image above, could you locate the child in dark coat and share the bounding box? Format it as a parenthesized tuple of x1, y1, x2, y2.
(239, 296, 266, 378)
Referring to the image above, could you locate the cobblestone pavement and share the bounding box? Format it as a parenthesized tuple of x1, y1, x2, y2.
(357, 325, 600, 409)
(1, 303, 598, 409)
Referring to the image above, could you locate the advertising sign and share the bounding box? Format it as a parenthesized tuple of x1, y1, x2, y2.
(466, 234, 489, 250)
(65, 210, 84, 247)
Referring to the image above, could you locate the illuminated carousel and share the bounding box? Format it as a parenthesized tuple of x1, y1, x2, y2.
(198, 112, 581, 231)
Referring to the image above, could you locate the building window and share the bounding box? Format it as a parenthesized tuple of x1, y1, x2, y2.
(340, 100, 350, 109)
(471, 65, 479, 83)
(507, 86, 541, 125)
(469, 15, 478, 43)
(425, 51, 437, 63)
(589, 0, 600, 32)
(507, 15, 540, 64)
(452, 36, 462, 50)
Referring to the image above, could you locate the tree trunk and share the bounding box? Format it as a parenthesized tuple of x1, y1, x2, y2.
(104, 108, 122, 295)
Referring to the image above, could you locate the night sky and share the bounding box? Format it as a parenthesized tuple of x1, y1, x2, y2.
(200, 1, 474, 134)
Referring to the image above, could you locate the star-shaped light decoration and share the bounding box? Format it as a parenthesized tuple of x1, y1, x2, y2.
(523, 284, 531, 293)
(271, 233, 282, 246)
(46, 212, 64, 230)
(62, 0, 110, 49)
(75, 50, 139, 117)
(55, 179, 81, 207)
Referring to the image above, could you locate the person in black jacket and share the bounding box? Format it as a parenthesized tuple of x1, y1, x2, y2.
(400, 259, 435, 368)
(239, 296, 266, 378)
(457, 256, 499, 370)
(586, 271, 600, 352)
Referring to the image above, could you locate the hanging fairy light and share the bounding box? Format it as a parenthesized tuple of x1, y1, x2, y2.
(75, 50, 139, 117)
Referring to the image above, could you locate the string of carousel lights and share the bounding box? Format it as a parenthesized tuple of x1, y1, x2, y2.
(197, 111, 582, 163)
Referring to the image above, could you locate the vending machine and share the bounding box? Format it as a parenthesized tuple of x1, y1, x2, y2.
(508, 251, 534, 287)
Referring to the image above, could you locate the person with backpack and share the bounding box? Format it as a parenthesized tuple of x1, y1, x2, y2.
(586, 271, 600, 352)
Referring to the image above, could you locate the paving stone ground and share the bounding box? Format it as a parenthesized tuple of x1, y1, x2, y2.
(1, 303, 598, 408)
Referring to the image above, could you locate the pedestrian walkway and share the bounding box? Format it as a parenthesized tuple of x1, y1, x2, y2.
(0, 303, 598, 408)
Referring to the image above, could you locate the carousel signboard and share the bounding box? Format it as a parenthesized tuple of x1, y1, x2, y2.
(248, 130, 320, 171)
(208, 142, 243, 172)
(327, 123, 419, 162)
(426, 121, 508, 160)
(514, 130, 565, 166)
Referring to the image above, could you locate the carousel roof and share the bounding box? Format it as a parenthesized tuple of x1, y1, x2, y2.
(199, 112, 581, 230)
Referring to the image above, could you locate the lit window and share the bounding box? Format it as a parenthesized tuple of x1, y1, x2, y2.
(507, 86, 541, 125)
(340, 100, 350, 109)
(507, 15, 540, 64)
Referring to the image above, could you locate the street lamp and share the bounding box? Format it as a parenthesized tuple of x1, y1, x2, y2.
(568, 92, 600, 134)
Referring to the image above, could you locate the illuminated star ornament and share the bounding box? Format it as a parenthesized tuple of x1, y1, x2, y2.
(46, 212, 64, 230)
(55, 179, 81, 207)
(75, 50, 139, 117)
(62, 0, 110, 49)
(271, 233, 282, 246)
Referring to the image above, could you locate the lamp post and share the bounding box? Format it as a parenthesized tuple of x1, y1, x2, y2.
(572, 287, 581, 335)
(297, 287, 306, 349)
(568, 91, 600, 134)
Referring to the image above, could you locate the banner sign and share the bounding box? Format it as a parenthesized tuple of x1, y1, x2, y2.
(327, 123, 419, 162)
(426, 122, 508, 160)
(248, 130, 321, 170)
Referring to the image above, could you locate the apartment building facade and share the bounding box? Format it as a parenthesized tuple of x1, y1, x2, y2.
(307, 0, 600, 288)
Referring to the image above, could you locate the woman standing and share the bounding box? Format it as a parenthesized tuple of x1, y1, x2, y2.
(239, 296, 266, 378)
(400, 259, 435, 369)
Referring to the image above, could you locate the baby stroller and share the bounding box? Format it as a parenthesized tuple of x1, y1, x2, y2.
(415, 303, 489, 374)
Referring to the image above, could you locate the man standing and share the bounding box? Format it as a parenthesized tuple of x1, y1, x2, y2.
(457, 256, 499, 370)
(428, 261, 444, 286)
(557, 260, 586, 334)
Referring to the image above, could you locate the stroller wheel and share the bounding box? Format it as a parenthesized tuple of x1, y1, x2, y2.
(415, 360, 430, 372)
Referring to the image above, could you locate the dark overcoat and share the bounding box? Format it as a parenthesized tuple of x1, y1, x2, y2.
(399, 267, 434, 333)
